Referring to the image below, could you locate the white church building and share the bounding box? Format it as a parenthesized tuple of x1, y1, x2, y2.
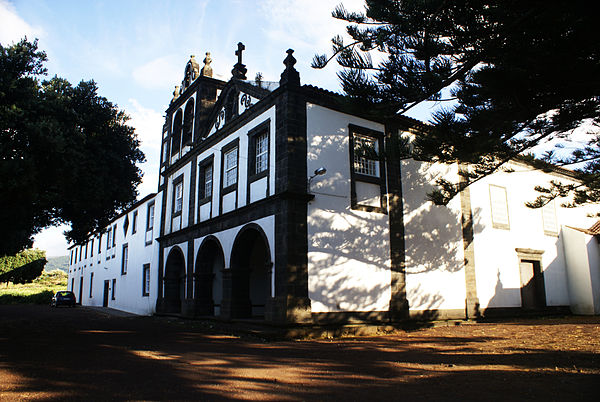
(67, 44, 600, 322)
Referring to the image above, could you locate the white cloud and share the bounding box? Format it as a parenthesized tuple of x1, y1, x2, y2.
(33, 224, 70, 257)
(259, 0, 365, 51)
(125, 98, 164, 198)
(0, 0, 44, 44)
(133, 55, 181, 90)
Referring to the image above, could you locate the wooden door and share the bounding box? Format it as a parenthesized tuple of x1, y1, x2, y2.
(103, 280, 109, 307)
(519, 260, 546, 310)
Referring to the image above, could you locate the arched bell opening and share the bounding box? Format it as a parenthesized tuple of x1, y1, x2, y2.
(182, 99, 194, 147)
(164, 246, 186, 313)
(171, 109, 183, 158)
(194, 236, 225, 316)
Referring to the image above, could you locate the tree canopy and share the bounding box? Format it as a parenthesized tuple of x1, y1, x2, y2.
(0, 39, 145, 255)
(314, 0, 600, 206)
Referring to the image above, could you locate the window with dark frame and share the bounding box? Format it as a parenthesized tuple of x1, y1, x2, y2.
(198, 156, 214, 203)
(247, 120, 270, 181)
(172, 176, 184, 216)
(132, 210, 138, 234)
(98, 234, 102, 254)
(224, 147, 238, 188)
(111, 278, 116, 300)
(142, 264, 150, 296)
(90, 239, 94, 257)
(147, 202, 155, 231)
(89, 273, 93, 298)
(348, 124, 387, 213)
(107, 228, 112, 250)
(121, 244, 128, 275)
(112, 225, 117, 247)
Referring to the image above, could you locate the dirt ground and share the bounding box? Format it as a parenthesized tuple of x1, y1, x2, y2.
(0, 305, 598, 401)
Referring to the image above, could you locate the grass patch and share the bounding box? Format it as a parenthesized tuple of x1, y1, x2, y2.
(0, 270, 68, 305)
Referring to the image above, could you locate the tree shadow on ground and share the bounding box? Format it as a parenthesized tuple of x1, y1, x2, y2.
(1, 305, 599, 401)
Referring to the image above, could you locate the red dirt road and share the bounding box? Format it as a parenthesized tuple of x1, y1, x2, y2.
(0, 305, 599, 401)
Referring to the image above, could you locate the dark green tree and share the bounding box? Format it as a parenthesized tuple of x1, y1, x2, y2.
(314, 0, 600, 206)
(0, 249, 46, 285)
(0, 39, 145, 255)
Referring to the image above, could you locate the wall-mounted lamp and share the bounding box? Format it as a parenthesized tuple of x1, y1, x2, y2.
(308, 167, 327, 192)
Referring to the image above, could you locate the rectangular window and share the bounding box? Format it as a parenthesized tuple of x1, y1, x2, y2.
(98, 234, 102, 254)
(79, 246, 82, 262)
(542, 200, 558, 236)
(142, 264, 150, 296)
(112, 225, 117, 247)
(132, 210, 138, 234)
(89, 273, 93, 298)
(224, 147, 238, 188)
(173, 180, 183, 215)
(147, 202, 155, 230)
(90, 239, 94, 257)
(255, 132, 268, 174)
(490, 184, 510, 230)
(121, 244, 128, 275)
(349, 124, 386, 213)
(198, 156, 214, 203)
(247, 120, 270, 183)
(111, 278, 116, 300)
(204, 164, 213, 198)
(353, 134, 379, 177)
(85, 243, 88, 259)
(70, 250, 73, 265)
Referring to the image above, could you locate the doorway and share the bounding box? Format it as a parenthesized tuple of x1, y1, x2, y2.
(78, 277, 83, 305)
(103, 280, 110, 307)
(519, 259, 546, 310)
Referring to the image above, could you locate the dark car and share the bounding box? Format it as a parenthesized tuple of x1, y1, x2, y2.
(51, 291, 76, 307)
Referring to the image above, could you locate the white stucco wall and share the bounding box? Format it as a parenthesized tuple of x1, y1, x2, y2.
(401, 160, 467, 313)
(306, 103, 391, 313)
(68, 192, 163, 315)
(563, 227, 600, 314)
(469, 161, 597, 310)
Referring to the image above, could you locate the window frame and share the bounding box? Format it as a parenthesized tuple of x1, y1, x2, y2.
(121, 243, 128, 275)
(197, 155, 214, 207)
(111, 278, 116, 300)
(142, 264, 151, 297)
(172, 174, 184, 217)
(146, 201, 155, 231)
(247, 119, 271, 183)
(89, 272, 93, 298)
(489, 184, 510, 230)
(132, 210, 138, 234)
(222, 140, 239, 192)
(348, 124, 387, 213)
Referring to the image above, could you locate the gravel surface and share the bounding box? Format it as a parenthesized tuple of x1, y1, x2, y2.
(0, 305, 598, 401)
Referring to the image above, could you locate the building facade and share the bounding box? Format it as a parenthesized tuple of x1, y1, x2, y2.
(68, 45, 599, 320)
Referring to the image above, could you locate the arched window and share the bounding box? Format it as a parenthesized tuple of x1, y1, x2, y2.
(171, 109, 183, 157)
(182, 99, 194, 146)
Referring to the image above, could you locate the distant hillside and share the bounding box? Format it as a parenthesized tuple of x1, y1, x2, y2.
(45, 256, 69, 273)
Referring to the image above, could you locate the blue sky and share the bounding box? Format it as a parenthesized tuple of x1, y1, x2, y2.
(1, 0, 439, 256)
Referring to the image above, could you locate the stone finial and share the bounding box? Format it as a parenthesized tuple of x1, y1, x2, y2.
(279, 48, 300, 86)
(201, 52, 213, 77)
(231, 42, 247, 80)
(172, 85, 181, 102)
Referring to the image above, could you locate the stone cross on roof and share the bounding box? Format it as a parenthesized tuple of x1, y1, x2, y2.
(231, 42, 248, 80)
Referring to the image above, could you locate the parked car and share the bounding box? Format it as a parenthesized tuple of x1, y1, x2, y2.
(51, 291, 76, 307)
